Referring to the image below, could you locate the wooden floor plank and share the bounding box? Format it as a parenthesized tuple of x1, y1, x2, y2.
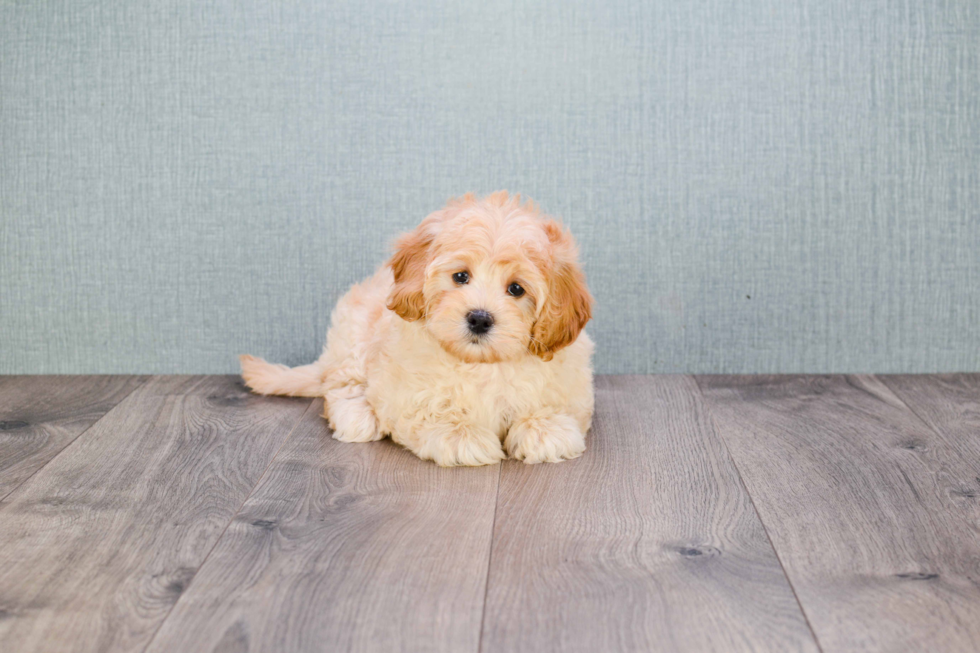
(144, 399, 500, 653)
(697, 375, 980, 652)
(480, 375, 818, 653)
(0, 375, 147, 499)
(0, 375, 312, 653)
(881, 374, 980, 466)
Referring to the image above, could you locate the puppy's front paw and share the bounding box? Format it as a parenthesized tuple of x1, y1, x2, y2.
(415, 426, 506, 467)
(326, 396, 383, 443)
(505, 413, 586, 464)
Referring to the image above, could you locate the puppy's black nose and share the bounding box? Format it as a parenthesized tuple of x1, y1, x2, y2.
(466, 310, 494, 335)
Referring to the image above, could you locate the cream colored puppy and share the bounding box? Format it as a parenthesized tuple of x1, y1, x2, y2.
(240, 192, 594, 466)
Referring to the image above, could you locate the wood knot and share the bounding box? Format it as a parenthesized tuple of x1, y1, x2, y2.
(899, 440, 927, 452)
(208, 394, 249, 407)
(329, 494, 361, 511)
(167, 579, 188, 595)
(153, 567, 195, 598)
(676, 545, 721, 559)
(0, 420, 29, 431)
(895, 572, 938, 581)
(251, 519, 278, 531)
(324, 466, 350, 485)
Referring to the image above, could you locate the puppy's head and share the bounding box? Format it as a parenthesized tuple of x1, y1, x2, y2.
(386, 192, 592, 363)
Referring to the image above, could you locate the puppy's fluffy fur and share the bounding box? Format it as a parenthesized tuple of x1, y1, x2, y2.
(241, 192, 594, 466)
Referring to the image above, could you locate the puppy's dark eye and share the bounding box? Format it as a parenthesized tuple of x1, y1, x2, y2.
(452, 271, 469, 285)
(507, 282, 525, 297)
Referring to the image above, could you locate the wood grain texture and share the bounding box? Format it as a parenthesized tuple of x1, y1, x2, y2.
(480, 375, 818, 653)
(144, 399, 500, 653)
(697, 375, 980, 652)
(0, 375, 147, 499)
(0, 375, 312, 653)
(881, 374, 980, 464)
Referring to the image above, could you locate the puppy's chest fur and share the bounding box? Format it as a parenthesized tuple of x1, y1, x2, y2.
(366, 320, 577, 439)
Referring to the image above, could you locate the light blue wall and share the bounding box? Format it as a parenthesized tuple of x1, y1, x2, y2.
(2, 1, 978, 374)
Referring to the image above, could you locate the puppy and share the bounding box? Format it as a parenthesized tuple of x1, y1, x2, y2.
(241, 192, 594, 466)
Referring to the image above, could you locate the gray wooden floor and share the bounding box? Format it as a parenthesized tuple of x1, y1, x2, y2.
(1, 375, 978, 653)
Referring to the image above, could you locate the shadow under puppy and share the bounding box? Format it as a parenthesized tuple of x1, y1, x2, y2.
(241, 192, 594, 466)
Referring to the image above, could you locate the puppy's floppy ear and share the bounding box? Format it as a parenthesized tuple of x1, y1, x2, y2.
(386, 224, 435, 321)
(529, 220, 593, 361)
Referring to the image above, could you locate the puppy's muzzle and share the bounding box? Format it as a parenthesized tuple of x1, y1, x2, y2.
(466, 309, 494, 336)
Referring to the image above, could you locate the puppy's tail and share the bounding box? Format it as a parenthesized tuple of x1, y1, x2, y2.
(239, 354, 325, 397)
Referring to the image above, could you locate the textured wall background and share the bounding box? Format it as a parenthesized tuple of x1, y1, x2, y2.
(2, 0, 978, 374)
